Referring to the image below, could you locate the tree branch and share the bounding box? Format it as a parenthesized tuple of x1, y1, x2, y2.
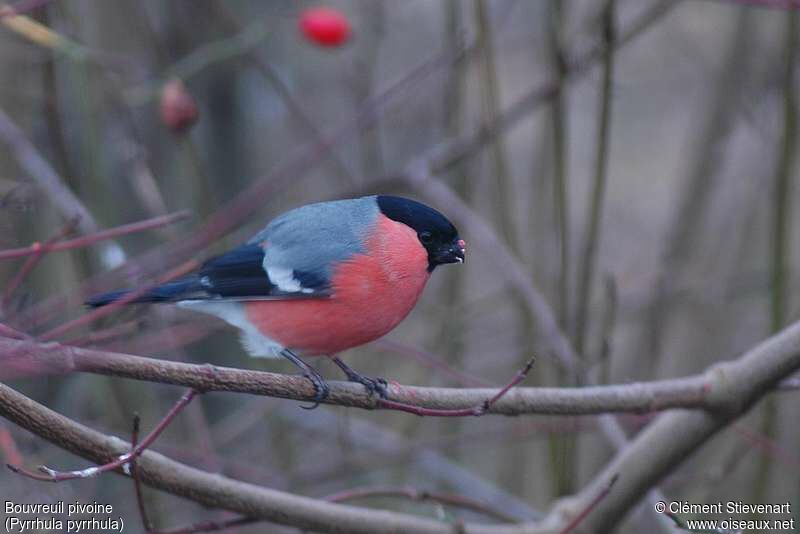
(0, 337, 738, 416)
(0, 381, 513, 534)
(539, 319, 800, 531)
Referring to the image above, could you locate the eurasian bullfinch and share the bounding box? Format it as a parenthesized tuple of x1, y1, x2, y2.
(87, 195, 466, 405)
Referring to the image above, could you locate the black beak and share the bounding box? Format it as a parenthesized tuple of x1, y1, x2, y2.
(436, 239, 466, 265)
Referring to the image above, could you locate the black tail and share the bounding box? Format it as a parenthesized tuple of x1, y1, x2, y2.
(85, 276, 204, 308)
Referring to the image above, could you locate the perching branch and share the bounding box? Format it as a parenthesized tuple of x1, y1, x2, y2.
(0, 337, 755, 417)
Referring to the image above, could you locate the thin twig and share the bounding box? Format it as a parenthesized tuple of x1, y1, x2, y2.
(0, 322, 29, 340)
(559, 474, 619, 534)
(0, 422, 22, 466)
(548, 0, 571, 329)
(0, 211, 189, 260)
(733, 423, 800, 471)
(7, 389, 197, 482)
(130, 413, 154, 532)
(2, 216, 80, 309)
(63, 320, 142, 347)
(574, 0, 616, 355)
(375, 339, 492, 387)
(37, 259, 199, 341)
(376, 356, 535, 416)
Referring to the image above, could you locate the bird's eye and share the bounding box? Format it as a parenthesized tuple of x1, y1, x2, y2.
(419, 231, 433, 244)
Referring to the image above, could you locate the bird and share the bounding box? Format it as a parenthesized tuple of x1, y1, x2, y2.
(87, 195, 466, 406)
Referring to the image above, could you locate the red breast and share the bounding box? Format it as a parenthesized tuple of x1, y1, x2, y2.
(243, 214, 430, 356)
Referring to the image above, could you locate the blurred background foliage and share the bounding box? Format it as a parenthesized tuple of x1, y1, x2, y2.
(0, 0, 799, 531)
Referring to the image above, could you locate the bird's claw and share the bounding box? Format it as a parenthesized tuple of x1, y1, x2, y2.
(350, 374, 389, 399)
(368, 376, 390, 399)
(331, 356, 390, 399)
(300, 371, 330, 410)
(279, 349, 329, 410)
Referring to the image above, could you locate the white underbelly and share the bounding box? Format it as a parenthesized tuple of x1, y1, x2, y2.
(177, 300, 284, 358)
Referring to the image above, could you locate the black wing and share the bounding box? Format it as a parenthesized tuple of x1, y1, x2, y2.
(86, 244, 329, 307)
(197, 244, 275, 298)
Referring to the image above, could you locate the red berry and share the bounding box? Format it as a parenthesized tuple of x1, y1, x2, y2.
(299, 7, 351, 47)
(160, 78, 198, 133)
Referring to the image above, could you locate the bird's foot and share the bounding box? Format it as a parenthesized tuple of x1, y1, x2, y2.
(279, 348, 330, 409)
(332, 356, 389, 399)
(300, 369, 330, 410)
(353, 374, 390, 399)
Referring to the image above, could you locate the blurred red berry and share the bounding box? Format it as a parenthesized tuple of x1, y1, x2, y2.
(160, 78, 198, 133)
(299, 7, 351, 47)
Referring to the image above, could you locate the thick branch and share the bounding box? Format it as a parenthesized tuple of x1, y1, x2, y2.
(0, 381, 529, 534)
(542, 320, 800, 532)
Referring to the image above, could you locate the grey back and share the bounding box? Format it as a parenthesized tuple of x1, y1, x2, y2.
(248, 196, 380, 285)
